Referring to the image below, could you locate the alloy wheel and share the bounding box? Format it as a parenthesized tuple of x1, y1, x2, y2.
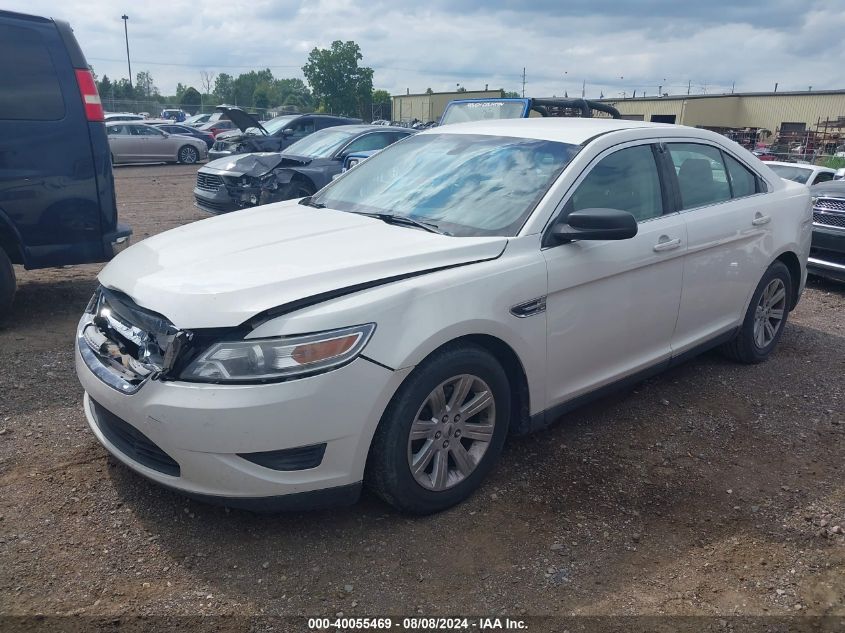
(753, 278, 786, 349)
(407, 374, 496, 491)
(179, 146, 198, 164)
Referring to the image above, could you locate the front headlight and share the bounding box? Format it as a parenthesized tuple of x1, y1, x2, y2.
(180, 324, 375, 383)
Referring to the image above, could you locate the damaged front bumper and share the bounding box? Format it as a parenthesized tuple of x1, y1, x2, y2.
(193, 159, 303, 215)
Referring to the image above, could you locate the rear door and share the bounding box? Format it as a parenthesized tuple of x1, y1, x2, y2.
(542, 141, 686, 407)
(665, 141, 774, 352)
(0, 14, 104, 267)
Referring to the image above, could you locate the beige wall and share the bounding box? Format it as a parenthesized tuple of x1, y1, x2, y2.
(603, 93, 845, 133)
(391, 90, 504, 122)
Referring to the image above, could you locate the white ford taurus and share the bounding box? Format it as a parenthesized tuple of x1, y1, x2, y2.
(75, 118, 812, 514)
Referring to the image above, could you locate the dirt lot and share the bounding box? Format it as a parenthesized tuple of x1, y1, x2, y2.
(0, 164, 843, 626)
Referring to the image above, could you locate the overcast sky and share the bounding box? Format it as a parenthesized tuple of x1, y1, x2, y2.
(8, 0, 845, 99)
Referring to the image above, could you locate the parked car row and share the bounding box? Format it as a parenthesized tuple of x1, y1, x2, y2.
(195, 124, 413, 213)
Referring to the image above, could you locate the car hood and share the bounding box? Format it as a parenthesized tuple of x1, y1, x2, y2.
(98, 200, 507, 329)
(203, 152, 311, 176)
(810, 182, 845, 198)
(214, 106, 267, 135)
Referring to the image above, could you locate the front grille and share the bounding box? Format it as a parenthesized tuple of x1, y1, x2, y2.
(816, 197, 845, 212)
(90, 398, 180, 477)
(196, 172, 223, 192)
(814, 212, 845, 229)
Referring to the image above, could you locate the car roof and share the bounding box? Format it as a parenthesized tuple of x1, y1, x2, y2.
(767, 161, 820, 170)
(423, 117, 682, 145)
(321, 124, 412, 134)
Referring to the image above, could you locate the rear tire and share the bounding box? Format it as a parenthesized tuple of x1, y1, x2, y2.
(722, 260, 792, 364)
(367, 343, 510, 514)
(178, 145, 199, 164)
(0, 248, 16, 316)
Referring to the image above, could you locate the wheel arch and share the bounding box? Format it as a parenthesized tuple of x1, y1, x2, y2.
(380, 333, 531, 437)
(774, 250, 802, 310)
(0, 211, 25, 266)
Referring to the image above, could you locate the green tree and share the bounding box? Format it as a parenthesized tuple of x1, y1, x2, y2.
(371, 89, 391, 121)
(213, 73, 235, 103)
(253, 84, 271, 110)
(302, 40, 373, 118)
(135, 71, 158, 99)
(180, 86, 202, 113)
(502, 90, 520, 98)
(234, 69, 273, 107)
(425, 87, 434, 95)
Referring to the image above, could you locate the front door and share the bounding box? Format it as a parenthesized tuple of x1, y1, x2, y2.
(542, 142, 686, 408)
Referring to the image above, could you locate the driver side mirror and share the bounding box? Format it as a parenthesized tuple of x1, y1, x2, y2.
(282, 128, 294, 136)
(550, 208, 638, 242)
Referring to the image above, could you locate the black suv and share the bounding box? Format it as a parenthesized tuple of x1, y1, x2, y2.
(0, 10, 131, 314)
(207, 106, 361, 161)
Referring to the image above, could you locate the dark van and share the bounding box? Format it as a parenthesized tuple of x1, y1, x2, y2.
(0, 10, 131, 314)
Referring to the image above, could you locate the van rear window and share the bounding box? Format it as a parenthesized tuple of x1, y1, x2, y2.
(0, 24, 65, 121)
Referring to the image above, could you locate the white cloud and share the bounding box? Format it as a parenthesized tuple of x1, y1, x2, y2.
(5, 0, 844, 98)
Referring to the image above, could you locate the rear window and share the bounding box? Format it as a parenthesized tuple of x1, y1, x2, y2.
(0, 23, 65, 121)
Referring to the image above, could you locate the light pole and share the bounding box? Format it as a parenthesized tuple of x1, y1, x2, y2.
(121, 14, 132, 88)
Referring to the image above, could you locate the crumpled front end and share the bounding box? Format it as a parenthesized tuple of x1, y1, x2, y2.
(76, 287, 186, 393)
(193, 155, 310, 214)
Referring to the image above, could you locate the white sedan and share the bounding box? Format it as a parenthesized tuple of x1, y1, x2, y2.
(75, 118, 811, 514)
(767, 161, 837, 187)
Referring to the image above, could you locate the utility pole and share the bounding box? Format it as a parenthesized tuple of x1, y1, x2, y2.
(581, 79, 585, 98)
(731, 81, 735, 94)
(521, 67, 526, 98)
(773, 82, 778, 93)
(687, 80, 691, 95)
(121, 14, 132, 88)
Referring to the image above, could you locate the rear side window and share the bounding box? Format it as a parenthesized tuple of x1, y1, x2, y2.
(0, 24, 65, 121)
(342, 132, 402, 153)
(667, 143, 731, 209)
(723, 153, 759, 198)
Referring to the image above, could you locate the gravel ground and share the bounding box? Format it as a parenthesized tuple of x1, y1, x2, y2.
(0, 164, 843, 625)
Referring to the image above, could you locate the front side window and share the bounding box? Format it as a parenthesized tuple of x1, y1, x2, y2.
(287, 118, 316, 138)
(667, 143, 731, 209)
(342, 132, 400, 154)
(814, 171, 835, 184)
(564, 144, 664, 222)
(312, 133, 579, 237)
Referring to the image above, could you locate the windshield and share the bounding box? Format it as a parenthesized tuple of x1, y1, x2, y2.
(769, 164, 812, 184)
(311, 133, 579, 237)
(283, 127, 359, 158)
(440, 101, 529, 126)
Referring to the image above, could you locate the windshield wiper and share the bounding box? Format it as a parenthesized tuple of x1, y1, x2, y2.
(299, 196, 325, 209)
(357, 212, 447, 235)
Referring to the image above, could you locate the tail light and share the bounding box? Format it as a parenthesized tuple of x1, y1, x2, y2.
(75, 68, 104, 122)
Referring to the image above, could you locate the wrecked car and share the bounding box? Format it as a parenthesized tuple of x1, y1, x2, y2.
(194, 125, 413, 214)
(207, 106, 361, 161)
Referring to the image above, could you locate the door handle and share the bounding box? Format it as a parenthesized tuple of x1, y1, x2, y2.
(653, 236, 682, 252)
(752, 212, 771, 226)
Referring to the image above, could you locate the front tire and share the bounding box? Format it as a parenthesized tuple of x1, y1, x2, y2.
(722, 260, 792, 364)
(178, 145, 199, 164)
(0, 247, 16, 316)
(367, 344, 510, 514)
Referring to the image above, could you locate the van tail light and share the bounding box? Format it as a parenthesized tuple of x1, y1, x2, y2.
(75, 68, 105, 122)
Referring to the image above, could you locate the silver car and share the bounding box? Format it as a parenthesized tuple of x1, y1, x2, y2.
(106, 122, 208, 165)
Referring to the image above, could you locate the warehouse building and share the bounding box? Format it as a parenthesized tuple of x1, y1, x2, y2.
(598, 89, 845, 139)
(391, 89, 504, 123)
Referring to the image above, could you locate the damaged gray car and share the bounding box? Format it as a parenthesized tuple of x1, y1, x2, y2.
(194, 125, 413, 214)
